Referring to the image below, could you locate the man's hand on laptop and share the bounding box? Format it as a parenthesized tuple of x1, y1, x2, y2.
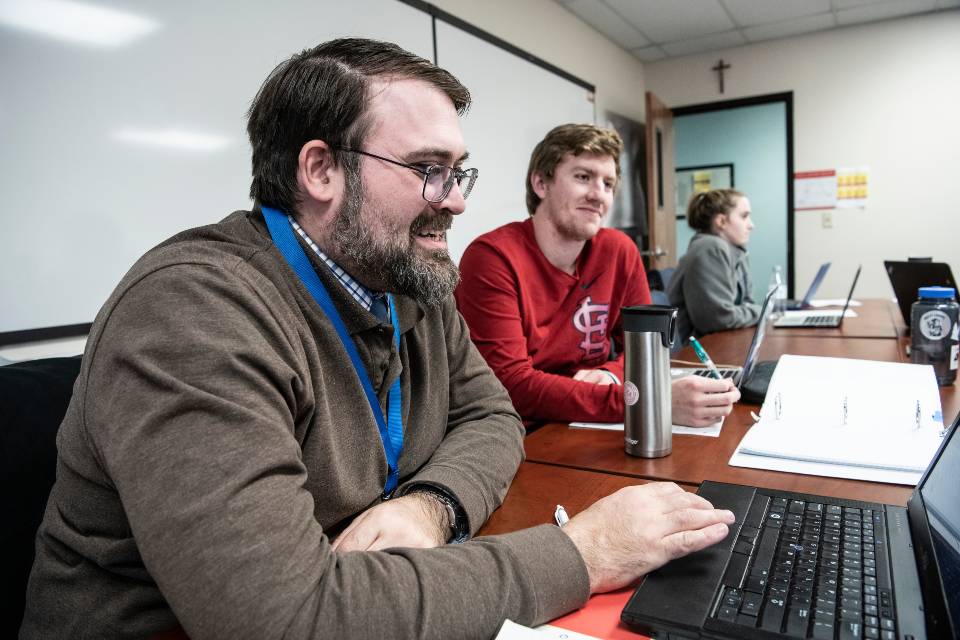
(561, 482, 735, 594)
(671, 376, 740, 427)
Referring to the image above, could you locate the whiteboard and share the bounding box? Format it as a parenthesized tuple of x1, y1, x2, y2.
(434, 21, 596, 262)
(0, 0, 595, 342)
(0, 0, 431, 338)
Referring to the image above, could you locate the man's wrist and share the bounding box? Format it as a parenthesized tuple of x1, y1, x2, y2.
(599, 369, 621, 385)
(404, 492, 450, 545)
(559, 520, 603, 594)
(395, 482, 469, 543)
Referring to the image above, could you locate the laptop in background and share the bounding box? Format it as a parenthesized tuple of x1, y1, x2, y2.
(622, 411, 960, 640)
(774, 266, 861, 329)
(784, 262, 831, 311)
(672, 288, 776, 388)
(885, 261, 958, 334)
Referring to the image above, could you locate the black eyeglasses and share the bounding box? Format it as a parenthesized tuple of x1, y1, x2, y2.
(336, 147, 478, 203)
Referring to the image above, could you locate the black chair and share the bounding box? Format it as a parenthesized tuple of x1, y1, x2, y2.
(647, 267, 676, 293)
(0, 356, 82, 637)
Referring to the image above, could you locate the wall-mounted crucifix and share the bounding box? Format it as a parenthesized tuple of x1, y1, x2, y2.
(711, 59, 731, 93)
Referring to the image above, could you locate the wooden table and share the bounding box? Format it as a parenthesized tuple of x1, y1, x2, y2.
(521, 309, 957, 508)
(693, 327, 909, 370)
(477, 462, 697, 536)
(474, 299, 956, 638)
(767, 298, 902, 339)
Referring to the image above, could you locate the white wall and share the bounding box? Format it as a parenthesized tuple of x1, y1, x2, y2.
(429, 0, 648, 122)
(643, 12, 960, 299)
(0, 0, 646, 360)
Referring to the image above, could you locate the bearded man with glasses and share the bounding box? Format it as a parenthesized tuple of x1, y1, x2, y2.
(22, 39, 734, 640)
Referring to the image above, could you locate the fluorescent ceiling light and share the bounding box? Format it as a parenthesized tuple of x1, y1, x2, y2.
(0, 0, 159, 48)
(113, 128, 234, 152)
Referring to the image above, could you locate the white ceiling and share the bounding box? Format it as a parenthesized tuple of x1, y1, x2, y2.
(555, 0, 960, 61)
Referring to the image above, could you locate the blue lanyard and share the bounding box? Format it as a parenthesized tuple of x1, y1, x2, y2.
(261, 206, 403, 493)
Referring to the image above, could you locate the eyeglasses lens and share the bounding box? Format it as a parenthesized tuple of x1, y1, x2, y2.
(423, 166, 477, 203)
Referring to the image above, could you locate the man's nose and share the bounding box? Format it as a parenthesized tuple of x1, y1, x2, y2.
(433, 181, 467, 216)
(586, 180, 603, 201)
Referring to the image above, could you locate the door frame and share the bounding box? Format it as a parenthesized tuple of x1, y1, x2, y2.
(671, 92, 795, 296)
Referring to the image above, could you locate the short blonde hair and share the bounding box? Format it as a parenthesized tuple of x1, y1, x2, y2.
(525, 123, 623, 215)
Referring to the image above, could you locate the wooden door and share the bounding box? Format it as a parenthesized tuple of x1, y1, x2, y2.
(644, 91, 676, 269)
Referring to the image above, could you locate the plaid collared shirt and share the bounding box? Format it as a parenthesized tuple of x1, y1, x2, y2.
(289, 215, 383, 313)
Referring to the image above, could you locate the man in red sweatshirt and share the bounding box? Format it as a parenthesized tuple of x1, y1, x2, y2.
(456, 123, 739, 426)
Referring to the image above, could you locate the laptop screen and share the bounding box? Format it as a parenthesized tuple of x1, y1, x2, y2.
(737, 287, 777, 386)
(885, 261, 958, 329)
(799, 262, 831, 306)
(918, 418, 960, 630)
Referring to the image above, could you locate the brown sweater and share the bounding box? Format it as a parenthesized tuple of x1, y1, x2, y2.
(21, 211, 589, 639)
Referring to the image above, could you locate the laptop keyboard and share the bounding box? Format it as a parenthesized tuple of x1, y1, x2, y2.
(694, 368, 737, 379)
(713, 494, 897, 639)
(802, 315, 838, 326)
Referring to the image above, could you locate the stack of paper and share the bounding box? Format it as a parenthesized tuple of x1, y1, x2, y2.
(569, 419, 724, 437)
(730, 355, 944, 485)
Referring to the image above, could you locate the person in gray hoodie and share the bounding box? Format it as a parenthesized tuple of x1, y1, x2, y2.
(668, 188, 761, 342)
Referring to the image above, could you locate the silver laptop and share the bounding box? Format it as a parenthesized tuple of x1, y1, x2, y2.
(774, 266, 861, 329)
(672, 287, 776, 388)
(784, 262, 831, 310)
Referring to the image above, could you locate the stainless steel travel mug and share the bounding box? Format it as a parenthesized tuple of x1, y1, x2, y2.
(622, 305, 677, 458)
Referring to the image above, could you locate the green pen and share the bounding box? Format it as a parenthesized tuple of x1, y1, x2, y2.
(689, 337, 723, 380)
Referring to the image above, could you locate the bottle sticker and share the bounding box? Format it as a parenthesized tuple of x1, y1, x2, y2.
(953, 321, 959, 341)
(624, 381, 639, 406)
(919, 310, 951, 341)
(951, 344, 958, 371)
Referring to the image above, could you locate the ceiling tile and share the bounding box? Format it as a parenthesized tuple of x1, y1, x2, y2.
(605, 0, 735, 42)
(661, 30, 746, 57)
(631, 45, 668, 62)
(563, 0, 650, 48)
(722, 0, 831, 27)
(743, 12, 837, 42)
(835, 0, 931, 8)
(937, 0, 960, 8)
(837, 0, 938, 25)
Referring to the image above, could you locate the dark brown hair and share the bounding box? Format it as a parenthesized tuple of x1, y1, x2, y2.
(685, 188, 745, 232)
(525, 123, 622, 215)
(247, 38, 471, 214)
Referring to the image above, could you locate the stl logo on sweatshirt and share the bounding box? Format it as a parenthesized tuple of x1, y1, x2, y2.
(572, 296, 610, 359)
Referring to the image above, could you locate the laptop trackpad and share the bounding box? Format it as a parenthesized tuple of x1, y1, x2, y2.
(621, 483, 756, 636)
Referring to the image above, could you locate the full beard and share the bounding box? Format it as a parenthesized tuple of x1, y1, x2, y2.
(332, 176, 460, 306)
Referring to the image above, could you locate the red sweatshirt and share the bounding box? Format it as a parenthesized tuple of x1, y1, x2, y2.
(455, 218, 651, 423)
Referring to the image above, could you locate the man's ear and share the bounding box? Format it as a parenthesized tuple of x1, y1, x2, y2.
(531, 172, 550, 199)
(297, 140, 343, 205)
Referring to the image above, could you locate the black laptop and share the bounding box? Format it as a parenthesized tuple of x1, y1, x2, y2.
(672, 288, 778, 403)
(885, 261, 958, 335)
(621, 412, 960, 639)
(674, 288, 775, 383)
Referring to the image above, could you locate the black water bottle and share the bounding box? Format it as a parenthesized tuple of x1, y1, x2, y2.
(910, 286, 959, 386)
